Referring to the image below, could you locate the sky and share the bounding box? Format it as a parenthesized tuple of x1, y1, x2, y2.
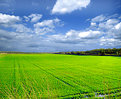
(0, 0, 121, 52)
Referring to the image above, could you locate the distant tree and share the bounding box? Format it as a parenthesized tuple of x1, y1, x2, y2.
(55, 48, 121, 56)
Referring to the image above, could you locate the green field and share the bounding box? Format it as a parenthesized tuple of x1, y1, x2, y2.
(0, 54, 121, 99)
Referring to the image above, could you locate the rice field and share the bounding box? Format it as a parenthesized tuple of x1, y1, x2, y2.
(0, 54, 121, 98)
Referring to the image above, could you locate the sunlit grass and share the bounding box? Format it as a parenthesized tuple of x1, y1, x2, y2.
(0, 54, 121, 98)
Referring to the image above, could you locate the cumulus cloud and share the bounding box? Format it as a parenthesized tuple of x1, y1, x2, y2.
(0, 13, 65, 52)
(0, 27, 65, 52)
(0, 13, 20, 25)
(52, 0, 91, 14)
(91, 15, 106, 22)
(0, 13, 33, 33)
(12, 24, 32, 33)
(48, 14, 121, 48)
(0, 13, 121, 52)
(66, 30, 100, 39)
(49, 29, 101, 44)
(98, 19, 119, 30)
(34, 27, 54, 35)
(91, 22, 96, 26)
(34, 18, 62, 35)
(34, 18, 60, 28)
(91, 15, 121, 47)
(115, 22, 121, 30)
(100, 37, 121, 47)
(112, 22, 121, 39)
(24, 14, 42, 22)
(0, 13, 62, 36)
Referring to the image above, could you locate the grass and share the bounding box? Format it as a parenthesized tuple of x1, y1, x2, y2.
(0, 54, 121, 98)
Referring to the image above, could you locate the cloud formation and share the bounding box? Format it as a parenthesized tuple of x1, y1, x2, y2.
(91, 15, 106, 22)
(52, 0, 91, 14)
(0, 13, 20, 25)
(34, 18, 60, 28)
(0, 13, 64, 52)
(0, 13, 121, 52)
(34, 18, 62, 35)
(0, 13, 32, 33)
(24, 14, 42, 22)
(48, 14, 121, 48)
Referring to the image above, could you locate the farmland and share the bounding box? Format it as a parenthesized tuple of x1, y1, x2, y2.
(0, 54, 121, 98)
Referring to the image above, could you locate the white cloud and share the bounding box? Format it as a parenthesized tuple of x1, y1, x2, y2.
(99, 19, 119, 30)
(0, 13, 62, 36)
(100, 37, 121, 46)
(0, 13, 64, 52)
(113, 22, 121, 39)
(24, 16, 29, 22)
(12, 24, 32, 33)
(49, 29, 101, 44)
(65, 30, 100, 39)
(79, 30, 100, 38)
(24, 14, 42, 23)
(34, 18, 60, 28)
(48, 14, 121, 48)
(0, 13, 121, 52)
(91, 15, 106, 22)
(91, 22, 96, 26)
(52, 0, 90, 14)
(93, 16, 121, 46)
(115, 22, 121, 30)
(34, 20, 55, 28)
(0, 13, 20, 24)
(34, 27, 54, 35)
(106, 19, 119, 25)
(0, 13, 34, 34)
(34, 18, 61, 35)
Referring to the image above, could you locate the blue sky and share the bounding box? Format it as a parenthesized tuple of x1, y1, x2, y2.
(0, 0, 121, 52)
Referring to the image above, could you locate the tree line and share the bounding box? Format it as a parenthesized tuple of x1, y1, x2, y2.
(55, 48, 121, 56)
(0, 48, 121, 56)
